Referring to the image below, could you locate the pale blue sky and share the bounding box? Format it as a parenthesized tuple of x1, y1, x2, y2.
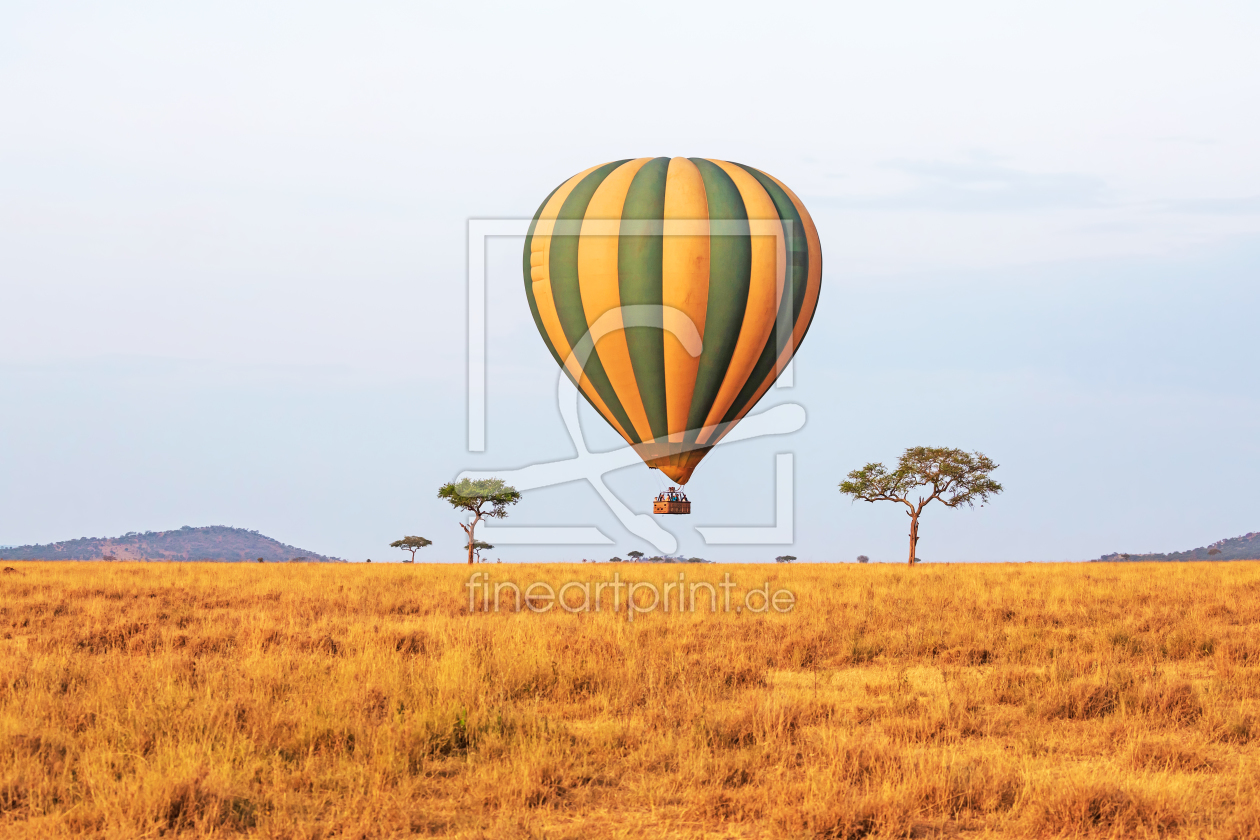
(2, 2, 1257, 561)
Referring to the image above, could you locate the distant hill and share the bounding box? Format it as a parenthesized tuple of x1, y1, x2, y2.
(1093, 531, 1260, 562)
(0, 526, 345, 563)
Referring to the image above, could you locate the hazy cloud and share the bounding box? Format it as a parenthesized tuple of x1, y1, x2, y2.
(812, 157, 1107, 212)
(1167, 196, 1260, 215)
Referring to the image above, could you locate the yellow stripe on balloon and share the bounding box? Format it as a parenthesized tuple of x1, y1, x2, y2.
(577, 158, 655, 444)
(661, 157, 711, 443)
(696, 160, 785, 444)
(530, 163, 635, 444)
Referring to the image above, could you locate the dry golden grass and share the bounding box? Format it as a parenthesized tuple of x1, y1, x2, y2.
(3, 561, 1260, 839)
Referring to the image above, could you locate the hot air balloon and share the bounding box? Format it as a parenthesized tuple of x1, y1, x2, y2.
(522, 158, 822, 512)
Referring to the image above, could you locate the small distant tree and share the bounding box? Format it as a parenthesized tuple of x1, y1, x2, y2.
(471, 540, 493, 563)
(839, 446, 1002, 566)
(609, 556, 623, 563)
(438, 478, 521, 566)
(390, 536, 432, 563)
(856, 555, 870, 564)
(256, 557, 264, 563)
(627, 550, 644, 562)
(775, 555, 796, 563)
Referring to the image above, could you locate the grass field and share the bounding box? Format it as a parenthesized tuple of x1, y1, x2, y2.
(3, 561, 1260, 839)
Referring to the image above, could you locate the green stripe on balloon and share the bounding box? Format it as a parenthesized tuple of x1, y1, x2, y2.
(782, 187, 823, 347)
(685, 158, 751, 439)
(523, 183, 564, 370)
(548, 160, 642, 443)
(719, 164, 810, 424)
(617, 156, 671, 443)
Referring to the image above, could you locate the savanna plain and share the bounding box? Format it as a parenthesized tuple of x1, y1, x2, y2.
(3, 561, 1260, 839)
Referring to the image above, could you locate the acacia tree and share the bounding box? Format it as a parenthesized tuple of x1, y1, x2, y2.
(471, 540, 493, 563)
(390, 535, 432, 563)
(775, 555, 796, 563)
(839, 447, 1002, 566)
(437, 478, 521, 565)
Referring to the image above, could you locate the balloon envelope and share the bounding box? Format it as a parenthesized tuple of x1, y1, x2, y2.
(523, 157, 822, 484)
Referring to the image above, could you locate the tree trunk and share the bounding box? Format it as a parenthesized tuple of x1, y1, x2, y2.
(461, 520, 477, 565)
(907, 513, 919, 566)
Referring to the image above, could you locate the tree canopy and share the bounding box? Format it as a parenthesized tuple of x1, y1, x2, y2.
(438, 479, 521, 516)
(389, 536, 432, 563)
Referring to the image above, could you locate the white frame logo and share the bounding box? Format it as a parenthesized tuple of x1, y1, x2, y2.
(461, 219, 805, 554)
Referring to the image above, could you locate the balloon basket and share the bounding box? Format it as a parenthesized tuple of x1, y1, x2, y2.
(652, 487, 691, 515)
